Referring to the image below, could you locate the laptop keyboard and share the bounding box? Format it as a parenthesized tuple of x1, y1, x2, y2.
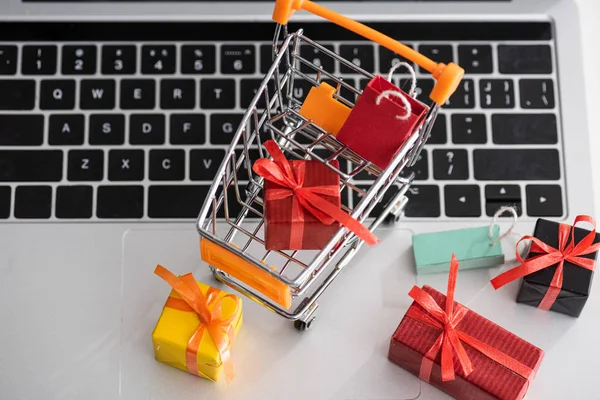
(0, 21, 564, 221)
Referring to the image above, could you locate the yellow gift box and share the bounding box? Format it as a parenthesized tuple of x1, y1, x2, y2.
(152, 265, 243, 383)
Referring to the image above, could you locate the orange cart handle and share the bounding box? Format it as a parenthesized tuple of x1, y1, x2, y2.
(272, 0, 464, 105)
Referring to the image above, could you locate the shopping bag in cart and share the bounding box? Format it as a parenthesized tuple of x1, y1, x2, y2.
(336, 63, 428, 170)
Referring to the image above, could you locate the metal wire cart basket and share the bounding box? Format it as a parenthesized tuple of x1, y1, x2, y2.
(196, 0, 464, 330)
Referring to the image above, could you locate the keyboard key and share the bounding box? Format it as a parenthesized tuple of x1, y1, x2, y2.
(0, 80, 35, 110)
(97, 185, 144, 218)
(445, 185, 481, 217)
(109, 150, 144, 181)
(101, 45, 136, 75)
(22, 45, 57, 75)
(0, 150, 62, 182)
(211, 113, 242, 144)
(451, 114, 486, 144)
(40, 80, 75, 110)
(181, 45, 216, 74)
(142, 45, 176, 74)
(170, 114, 206, 145)
(426, 113, 447, 145)
(340, 45, 374, 73)
(409, 78, 434, 101)
(474, 149, 560, 180)
(221, 45, 255, 74)
(0, 115, 44, 145)
(49, 114, 84, 146)
(492, 114, 557, 144)
(130, 114, 165, 145)
(404, 185, 440, 217)
(62, 45, 97, 75)
(433, 149, 469, 180)
(150, 150, 185, 181)
(480, 79, 514, 108)
(445, 79, 475, 109)
(458, 45, 493, 74)
(241, 78, 273, 109)
(200, 79, 236, 109)
(120, 79, 156, 110)
(14, 186, 51, 219)
(485, 184, 522, 217)
(400, 149, 428, 181)
(190, 149, 226, 181)
(260, 44, 287, 74)
(67, 150, 104, 181)
(0, 46, 17, 75)
(300, 44, 335, 73)
(526, 185, 563, 217)
(89, 114, 125, 145)
(289, 78, 313, 103)
(520, 79, 555, 109)
(352, 183, 397, 218)
(160, 79, 196, 109)
(498, 45, 552, 74)
(379, 44, 415, 73)
(56, 186, 93, 219)
(0, 186, 10, 218)
(149, 185, 208, 218)
(80, 80, 116, 110)
(418, 45, 453, 73)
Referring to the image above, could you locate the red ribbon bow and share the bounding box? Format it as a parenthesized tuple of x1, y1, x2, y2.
(252, 140, 379, 248)
(406, 254, 534, 383)
(490, 215, 600, 310)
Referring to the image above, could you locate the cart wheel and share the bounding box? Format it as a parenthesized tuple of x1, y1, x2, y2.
(294, 317, 315, 331)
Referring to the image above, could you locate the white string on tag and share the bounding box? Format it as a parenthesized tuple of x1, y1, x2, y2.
(487, 205, 530, 261)
(374, 61, 417, 121)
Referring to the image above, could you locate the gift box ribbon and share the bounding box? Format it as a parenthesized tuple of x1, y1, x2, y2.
(490, 215, 600, 310)
(154, 265, 241, 383)
(406, 254, 534, 383)
(252, 140, 379, 248)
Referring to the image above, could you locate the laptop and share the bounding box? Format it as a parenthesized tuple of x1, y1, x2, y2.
(0, 0, 594, 399)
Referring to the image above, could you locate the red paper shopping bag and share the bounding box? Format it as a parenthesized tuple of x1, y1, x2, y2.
(336, 75, 428, 170)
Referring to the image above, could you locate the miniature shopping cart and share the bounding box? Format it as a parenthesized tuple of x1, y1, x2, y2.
(196, 0, 464, 330)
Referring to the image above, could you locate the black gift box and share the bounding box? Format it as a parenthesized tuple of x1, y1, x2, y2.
(516, 218, 600, 317)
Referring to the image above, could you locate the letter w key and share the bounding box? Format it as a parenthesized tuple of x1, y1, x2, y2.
(81, 80, 116, 109)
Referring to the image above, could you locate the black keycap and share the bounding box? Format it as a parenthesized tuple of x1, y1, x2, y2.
(418, 45, 453, 73)
(49, 114, 84, 146)
(170, 114, 206, 145)
(474, 149, 560, 180)
(480, 79, 514, 109)
(89, 114, 125, 145)
(141, 45, 176, 74)
(445, 79, 475, 109)
(14, 186, 52, 219)
(445, 185, 481, 217)
(289, 78, 314, 104)
(150, 150, 185, 181)
(120, 79, 156, 110)
(404, 78, 434, 101)
(0, 186, 10, 218)
(526, 185, 563, 217)
(108, 150, 144, 181)
(300, 44, 335, 73)
(485, 184, 522, 217)
(379, 44, 415, 73)
(426, 113, 447, 145)
(0, 150, 62, 182)
(433, 149, 469, 180)
(260, 44, 287, 74)
(200, 79, 236, 109)
(62, 45, 97, 75)
(97, 185, 144, 219)
(22, 45, 57, 75)
(0, 115, 44, 145)
(458, 45, 493, 74)
(40, 80, 75, 110)
(0, 46, 17, 75)
(190, 149, 226, 181)
(221, 45, 255, 74)
(0, 80, 35, 110)
(404, 185, 440, 218)
(149, 185, 208, 218)
(240, 78, 273, 109)
(400, 149, 428, 181)
(101, 45, 136, 75)
(210, 113, 242, 144)
(498, 45, 552, 74)
(520, 79, 555, 109)
(161, 79, 195, 109)
(452, 114, 486, 144)
(492, 114, 557, 144)
(68, 150, 104, 181)
(181, 45, 216, 74)
(56, 186, 93, 219)
(352, 184, 398, 218)
(340, 45, 374, 73)
(80, 80, 116, 110)
(130, 114, 165, 145)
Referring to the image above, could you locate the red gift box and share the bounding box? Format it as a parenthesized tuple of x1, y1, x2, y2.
(389, 254, 544, 400)
(336, 74, 428, 170)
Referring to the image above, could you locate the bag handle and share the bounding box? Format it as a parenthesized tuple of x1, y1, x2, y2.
(272, 0, 464, 106)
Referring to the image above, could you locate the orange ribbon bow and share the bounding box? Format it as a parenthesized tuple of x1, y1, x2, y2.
(154, 265, 241, 383)
(406, 254, 534, 383)
(252, 139, 379, 248)
(490, 215, 600, 310)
